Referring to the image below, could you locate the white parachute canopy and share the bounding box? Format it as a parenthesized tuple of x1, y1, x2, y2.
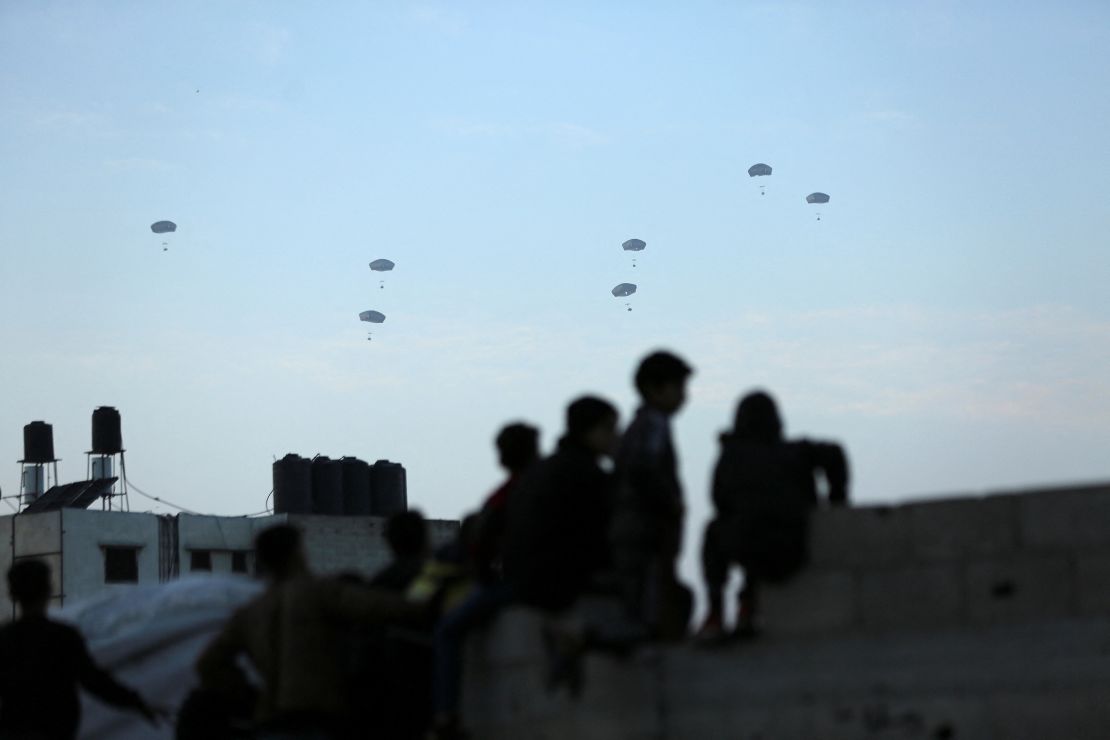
(611, 283, 637, 298)
(359, 310, 386, 324)
(368, 259, 395, 272)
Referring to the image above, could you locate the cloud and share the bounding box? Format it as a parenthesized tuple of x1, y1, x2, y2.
(687, 304, 1110, 427)
(543, 123, 607, 150)
(431, 118, 606, 149)
(410, 4, 467, 35)
(863, 110, 915, 123)
(103, 157, 175, 172)
(247, 22, 291, 66)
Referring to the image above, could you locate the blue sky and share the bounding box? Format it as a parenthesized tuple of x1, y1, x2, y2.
(2, 2, 1109, 586)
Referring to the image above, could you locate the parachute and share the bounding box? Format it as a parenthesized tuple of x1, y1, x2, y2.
(369, 259, 395, 289)
(622, 238, 645, 268)
(612, 282, 637, 312)
(359, 310, 385, 341)
(748, 163, 772, 195)
(150, 221, 176, 252)
(806, 192, 830, 221)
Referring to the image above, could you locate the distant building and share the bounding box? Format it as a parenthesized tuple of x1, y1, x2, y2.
(0, 510, 458, 618)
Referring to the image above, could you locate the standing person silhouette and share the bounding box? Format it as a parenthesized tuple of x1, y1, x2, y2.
(0, 559, 162, 740)
(696, 391, 849, 641)
(612, 351, 695, 640)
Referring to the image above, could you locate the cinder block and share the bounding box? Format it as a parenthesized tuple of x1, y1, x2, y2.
(987, 688, 1110, 740)
(905, 495, 1018, 562)
(1075, 552, 1110, 617)
(468, 608, 549, 667)
(858, 566, 963, 632)
(1018, 485, 1110, 550)
(760, 569, 857, 637)
(807, 695, 991, 740)
(964, 555, 1073, 626)
(809, 505, 913, 568)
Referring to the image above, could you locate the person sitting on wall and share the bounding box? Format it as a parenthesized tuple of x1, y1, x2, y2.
(696, 390, 849, 641)
(196, 524, 425, 739)
(0, 559, 163, 740)
(427, 422, 540, 740)
(504, 397, 619, 613)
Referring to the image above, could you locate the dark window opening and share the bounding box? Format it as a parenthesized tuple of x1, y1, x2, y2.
(232, 551, 248, 574)
(104, 547, 139, 583)
(190, 550, 212, 572)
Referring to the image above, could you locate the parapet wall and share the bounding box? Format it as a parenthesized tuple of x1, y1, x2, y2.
(463, 483, 1110, 740)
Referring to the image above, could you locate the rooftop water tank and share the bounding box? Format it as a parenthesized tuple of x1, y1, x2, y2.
(340, 457, 372, 515)
(371, 460, 407, 517)
(311, 456, 343, 515)
(91, 407, 123, 455)
(22, 422, 55, 463)
(273, 454, 311, 514)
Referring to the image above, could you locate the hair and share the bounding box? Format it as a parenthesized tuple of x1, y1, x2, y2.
(385, 509, 428, 559)
(634, 351, 693, 395)
(566, 396, 618, 441)
(254, 524, 303, 578)
(8, 559, 51, 605)
(496, 423, 540, 472)
(733, 391, 783, 443)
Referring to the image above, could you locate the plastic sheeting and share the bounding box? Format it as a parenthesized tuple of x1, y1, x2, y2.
(55, 575, 261, 740)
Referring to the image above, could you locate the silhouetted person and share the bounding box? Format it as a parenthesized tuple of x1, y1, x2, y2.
(697, 391, 849, 640)
(612, 351, 694, 640)
(350, 510, 434, 740)
(471, 422, 541, 579)
(429, 422, 540, 740)
(370, 509, 430, 592)
(196, 524, 421, 739)
(505, 397, 619, 612)
(0, 559, 160, 740)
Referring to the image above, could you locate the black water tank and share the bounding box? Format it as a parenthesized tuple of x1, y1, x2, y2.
(22, 422, 55, 463)
(91, 406, 123, 454)
(340, 457, 372, 515)
(371, 460, 407, 517)
(273, 454, 311, 514)
(311, 456, 343, 515)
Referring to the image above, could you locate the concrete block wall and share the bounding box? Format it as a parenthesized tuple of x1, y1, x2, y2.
(463, 483, 1110, 739)
(761, 482, 1110, 637)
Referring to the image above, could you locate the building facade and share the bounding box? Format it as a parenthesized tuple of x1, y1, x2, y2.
(0, 510, 458, 618)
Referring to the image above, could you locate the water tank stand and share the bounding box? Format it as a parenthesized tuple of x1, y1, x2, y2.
(85, 450, 129, 512)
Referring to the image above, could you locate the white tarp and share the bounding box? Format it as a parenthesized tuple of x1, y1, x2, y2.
(55, 575, 261, 740)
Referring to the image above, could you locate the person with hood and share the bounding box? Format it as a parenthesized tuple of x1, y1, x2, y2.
(611, 350, 694, 640)
(696, 391, 849, 641)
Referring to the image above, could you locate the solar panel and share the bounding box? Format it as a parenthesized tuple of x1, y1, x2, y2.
(22, 478, 117, 514)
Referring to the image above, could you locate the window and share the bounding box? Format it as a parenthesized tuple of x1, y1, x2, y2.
(190, 550, 212, 572)
(103, 547, 138, 583)
(232, 551, 249, 574)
